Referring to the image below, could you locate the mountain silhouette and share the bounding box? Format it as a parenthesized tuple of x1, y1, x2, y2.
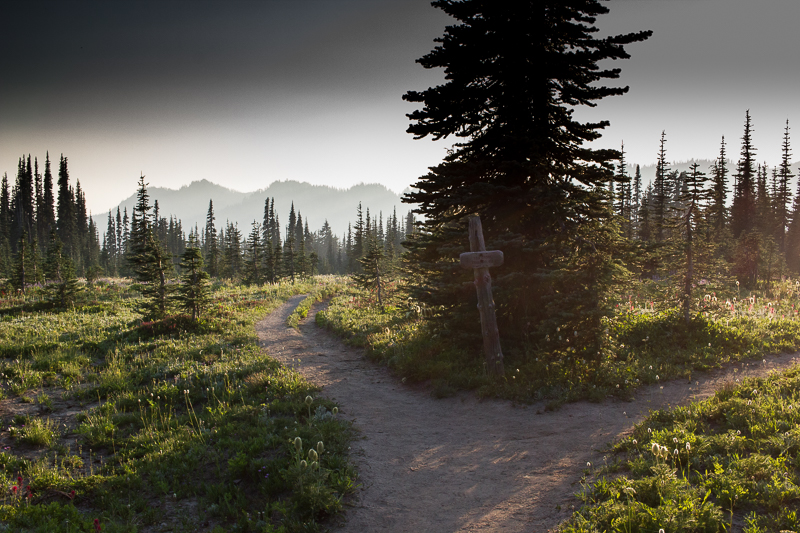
(93, 179, 411, 239)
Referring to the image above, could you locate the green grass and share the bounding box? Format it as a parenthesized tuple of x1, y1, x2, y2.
(286, 282, 343, 329)
(560, 363, 800, 532)
(0, 275, 355, 532)
(316, 279, 800, 404)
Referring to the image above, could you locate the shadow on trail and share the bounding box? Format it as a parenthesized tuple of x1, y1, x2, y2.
(256, 297, 800, 532)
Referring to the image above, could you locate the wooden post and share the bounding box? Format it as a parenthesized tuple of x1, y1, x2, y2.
(459, 216, 505, 377)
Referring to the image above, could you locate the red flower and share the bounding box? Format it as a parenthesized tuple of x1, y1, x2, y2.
(11, 485, 18, 494)
(69, 490, 76, 499)
(94, 518, 102, 531)
(17, 476, 22, 486)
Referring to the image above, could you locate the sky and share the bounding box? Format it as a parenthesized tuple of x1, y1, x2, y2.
(2, 0, 800, 214)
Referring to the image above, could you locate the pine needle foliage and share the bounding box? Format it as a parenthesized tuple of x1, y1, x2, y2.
(174, 236, 210, 321)
(402, 1, 650, 352)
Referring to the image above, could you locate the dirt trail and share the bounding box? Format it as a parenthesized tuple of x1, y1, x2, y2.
(256, 295, 800, 532)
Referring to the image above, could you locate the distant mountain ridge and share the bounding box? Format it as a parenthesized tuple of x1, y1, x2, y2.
(92, 180, 411, 239)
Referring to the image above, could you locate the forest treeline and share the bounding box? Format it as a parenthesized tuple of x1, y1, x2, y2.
(0, 154, 415, 292)
(613, 111, 800, 288)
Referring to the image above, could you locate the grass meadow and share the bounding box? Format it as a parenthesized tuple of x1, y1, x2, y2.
(318, 278, 800, 405)
(0, 276, 354, 533)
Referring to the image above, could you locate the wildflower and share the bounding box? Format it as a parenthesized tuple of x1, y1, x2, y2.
(294, 437, 302, 452)
(651, 442, 659, 454)
(304, 395, 313, 406)
(317, 441, 325, 454)
(673, 437, 678, 443)
(586, 462, 591, 468)
(686, 442, 690, 451)
(632, 439, 637, 445)
(332, 407, 339, 415)
(94, 518, 102, 531)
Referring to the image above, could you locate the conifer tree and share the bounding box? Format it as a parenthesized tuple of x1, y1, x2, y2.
(401, 1, 649, 361)
(115, 207, 123, 260)
(56, 155, 75, 255)
(756, 163, 771, 235)
(44, 231, 81, 307)
(731, 110, 757, 237)
(354, 235, 388, 309)
(244, 221, 263, 285)
(174, 235, 210, 321)
(138, 233, 173, 319)
(127, 176, 172, 318)
(204, 200, 219, 277)
(12, 232, 28, 293)
(34, 157, 44, 243)
(776, 121, 794, 252)
(708, 136, 729, 239)
(42, 152, 55, 237)
(652, 131, 670, 241)
(672, 163, 711, 324)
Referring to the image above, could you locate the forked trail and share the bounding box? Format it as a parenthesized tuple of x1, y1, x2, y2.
(256, 295, 800, 532)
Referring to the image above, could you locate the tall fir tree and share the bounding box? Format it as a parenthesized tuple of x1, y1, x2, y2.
(731, 110, 757, 238)
(776, 120, 794, 252)
(401, 0, 649, 369)
(204, 200, 219, 277)
(56, 155, 75, 256)
(174, 235, 210, 321)
(42, 152, 56, 238)
(652, 131, 670, 242)
(708, 136, 729, 239)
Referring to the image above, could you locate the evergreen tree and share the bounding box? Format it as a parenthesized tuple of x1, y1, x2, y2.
(652, 131, 670, 241)
(174, 235, 210, 321)
(353, 235, 388, 309)
(12, 231, 29, 292)
(244, 221, 263, 285)
(708, 136, 729, 239)
(283, 232, 296, 282)
(352, 202, 364, 270)
(34, 157, 44, 243)
(401, 1, 649, 371)
(44, 231, 81, 307)
(204, 200, 219, 277)
(673, 163, 711, 324)
(138, 233, 173, 319)
(776, 121, 794, 252)
(115, 207, 123, 261)
(756, 163, 771, 235)
(56, 155, 75, 255)
(731, 110, 757, 237)
(127, 176, 171, 318)
(42, 152, 56, 237)
(222, 222, 242, 278)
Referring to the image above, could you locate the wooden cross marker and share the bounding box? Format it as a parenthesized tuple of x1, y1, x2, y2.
(459, 216, 505, 377)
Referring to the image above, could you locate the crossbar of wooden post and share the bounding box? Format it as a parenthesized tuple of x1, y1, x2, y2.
(459, 216, 505, 377)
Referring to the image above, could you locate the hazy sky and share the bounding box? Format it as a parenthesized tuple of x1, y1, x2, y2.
(2, 0, 800, 214)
